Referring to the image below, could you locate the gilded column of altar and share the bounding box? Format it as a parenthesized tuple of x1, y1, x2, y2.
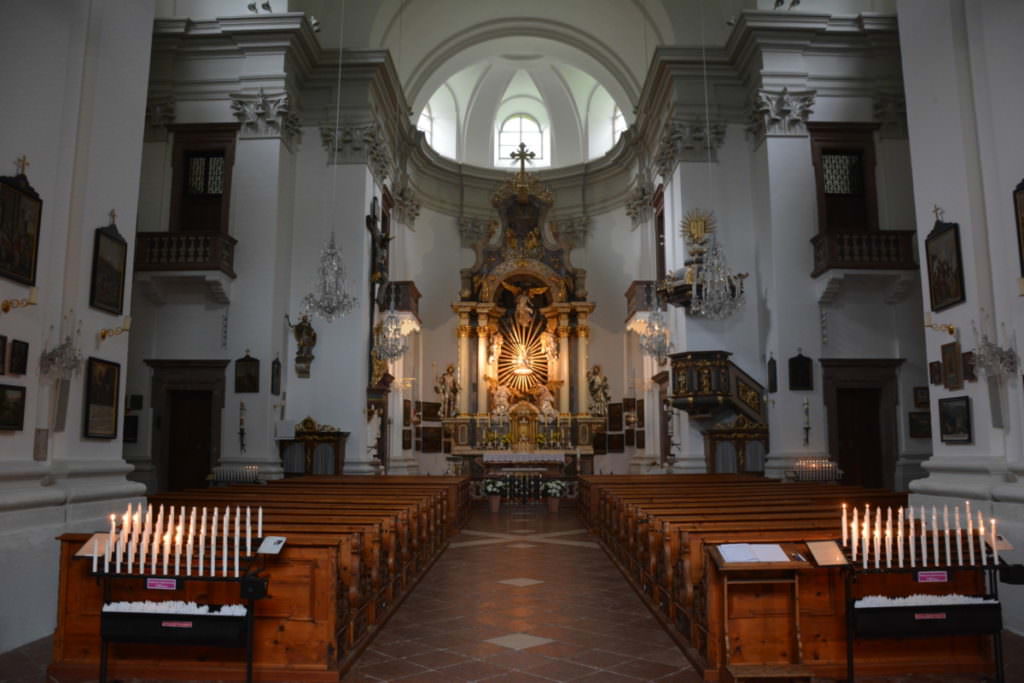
(453, 305, 474, 416)
(573, 303, 595, 414)
(476, 310, 490, 415)
(558, 312, 571, 414)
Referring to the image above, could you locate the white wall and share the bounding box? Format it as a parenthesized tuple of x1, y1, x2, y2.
(0, 0, 156, 653)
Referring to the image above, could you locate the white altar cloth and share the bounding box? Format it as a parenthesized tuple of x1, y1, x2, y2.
(482, 452, 564, 464)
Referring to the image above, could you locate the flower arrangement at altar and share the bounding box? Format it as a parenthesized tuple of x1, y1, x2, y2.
(483, 479, 506, 496)
(541, 480, 567, 498)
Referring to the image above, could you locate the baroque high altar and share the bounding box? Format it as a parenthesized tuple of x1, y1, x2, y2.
(441, 148, 604, 473)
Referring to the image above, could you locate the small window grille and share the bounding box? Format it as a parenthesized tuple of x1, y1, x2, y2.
(822, 152, 864, 195)
(186, 153, 226, 196)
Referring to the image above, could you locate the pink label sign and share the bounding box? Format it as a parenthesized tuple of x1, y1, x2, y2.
(916, 571, 948, 583)
(146, 578, 178, 591)
(161, 621, 193, 629)
(914, 612, 947, 620)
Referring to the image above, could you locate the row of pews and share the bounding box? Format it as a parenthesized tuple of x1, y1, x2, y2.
(581, 474, 996, 682)
(49, 475, 470, 682)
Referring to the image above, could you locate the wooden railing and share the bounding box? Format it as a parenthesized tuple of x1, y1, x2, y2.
(811, 230, 917, 277)
(135, 231, 237, 278)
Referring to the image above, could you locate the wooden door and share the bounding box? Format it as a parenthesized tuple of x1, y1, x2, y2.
(835, 387, 882, 488)
(167, 390, 213, 491)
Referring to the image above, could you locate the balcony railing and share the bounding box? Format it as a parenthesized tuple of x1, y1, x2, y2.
(811, 230, 917, 277)
(135, 231, 237, 279)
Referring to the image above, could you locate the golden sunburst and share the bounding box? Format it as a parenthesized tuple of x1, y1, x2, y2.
(680, 208, 717, 246)
(496, 319, 549, 395)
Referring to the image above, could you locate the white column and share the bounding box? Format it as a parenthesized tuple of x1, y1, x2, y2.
(630, 357, 661, 473)
(476, 313, 489, 415)
(387, 352, 419, 474)
(558, 316, 571, 414)
(576, 318, 590, 413)
(456, 309, 472, 415)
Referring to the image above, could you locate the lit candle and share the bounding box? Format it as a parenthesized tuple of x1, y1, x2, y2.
(258, 506, 263, 538)
(108, 514, 117, 551)
(127, 534, 135, 574)
(199, 508, 207, 577)
(931, 506, 939, 564)
(967, 503, 975, 564)
(92, 537, 99, 573)
(234, 506, 240, 578)
(992, 518, 999, 566)
(955, 506, 963, 566)
(862, 511, 870, 569)
(943, 505, 951, 566)
(174, 525, 182, 575)
(851, 507, 859, 561)
(211, 507, 218, 577)
(115, 536, 123, 574)
(151, 528, 159, 575)
(897, 507, 904, 568)
(104, 534, 110, 574)
(920, 506, 928, 565)
(874, 528, 880, 569)
(908, 507, 915, 568)
(223, 506, 228, 577)
(885, 522, 892, 569)
(978, 511, 987, 565)
(162, 533, 170, 575)
(842, 504, 848, 547)
(246, 506, 251, 557)
(139, 524, 148, 575)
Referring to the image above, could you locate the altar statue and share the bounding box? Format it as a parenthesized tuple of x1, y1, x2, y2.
(489, 331, 504, 366)
(532, 383, 557, 424)
(488, 378, 513, 419)
(501, 282, 548, 328)
(587, 364, 611, 417)
(540, 327, 558, 365)
(434, 364, 459, 418)
(366, 406, 382, 461)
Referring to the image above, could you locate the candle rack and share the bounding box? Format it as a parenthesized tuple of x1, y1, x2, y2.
(840, 533, 1020, 683)
(84, 549, 270, 683)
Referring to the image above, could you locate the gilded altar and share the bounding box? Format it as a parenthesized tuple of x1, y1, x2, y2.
(438, 148, 604, 464)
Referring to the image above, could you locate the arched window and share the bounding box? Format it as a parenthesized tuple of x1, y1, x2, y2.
(417, 104, 433, 146)
(612, 106, 626, 143)
(496, 114, 545, 166)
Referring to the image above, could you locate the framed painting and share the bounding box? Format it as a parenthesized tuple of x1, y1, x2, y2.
(912, 386, 929, 409)
(422, 401, 441, 422)
(89, 223, 128, 315)
(607, 402, 623, 432)
(0, 334, 5, 374)
(0, 384, 26, 430)
(962, 351, 977, 382)
(270, 356, 281, 396)
(789, 352, 813, 391)
(607, 433, 625, 453)
(9, 340, 28, 375)
(0, 173, 42, 285)
(234, 352, 259, 393)
(84, 357, 120, 439)
(941, 341, 963, 390)
(123, 414, 139, 443)
(1014, 179, 1024, 277)
(127, 394, 143, 411)
(422, 426, 442, 453)
(938, 396, 971, 444)
(401, 429, 411, 450)
(929, 361, 943, 386)
(925, 220, 966, 312)
(908, 411, 931, 439)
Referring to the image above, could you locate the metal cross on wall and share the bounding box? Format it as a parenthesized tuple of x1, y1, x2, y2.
(510, 142, 535, 177)
(14, 155, 29, 176)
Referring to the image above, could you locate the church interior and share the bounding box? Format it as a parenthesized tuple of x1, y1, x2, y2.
(2, 0, 1024, 680)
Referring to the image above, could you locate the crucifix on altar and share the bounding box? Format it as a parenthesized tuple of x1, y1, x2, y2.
(509, 142, 535, 178)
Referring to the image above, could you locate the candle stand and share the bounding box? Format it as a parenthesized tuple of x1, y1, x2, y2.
(842, 541, 1020, 683)
(88, 551, 269, 683)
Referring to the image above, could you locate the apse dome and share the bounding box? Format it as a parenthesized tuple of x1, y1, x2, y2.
(415, 55, 630, 169)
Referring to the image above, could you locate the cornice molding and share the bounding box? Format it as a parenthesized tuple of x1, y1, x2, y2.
(230, 88, 301, 148)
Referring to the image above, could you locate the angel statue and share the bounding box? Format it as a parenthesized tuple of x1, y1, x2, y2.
(366, 406, 382, 467)
(488, 331, 505, 366)
(501, 282, 548, 328)
(587, 364, 611, 417)
(532, 383, 557, 424)
(487, 376, 513, 419)
(540, 327, 558, 365)
(434, 364, 460, 418)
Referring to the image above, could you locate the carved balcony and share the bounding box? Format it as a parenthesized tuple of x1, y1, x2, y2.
(134, 231, 237, 304)
(810, 230, 917, 277)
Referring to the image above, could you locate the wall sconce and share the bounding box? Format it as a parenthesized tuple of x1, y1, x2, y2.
(98, 316, 132, 342)
(1, 287, 37, 314)
(923, 313, 957, 337)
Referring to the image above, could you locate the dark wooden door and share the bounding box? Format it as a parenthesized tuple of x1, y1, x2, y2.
(835, 387, 882, 488)
(167, 390, 213, 491)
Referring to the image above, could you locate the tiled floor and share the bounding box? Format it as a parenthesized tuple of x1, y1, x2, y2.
(5, 502, 1024, 682)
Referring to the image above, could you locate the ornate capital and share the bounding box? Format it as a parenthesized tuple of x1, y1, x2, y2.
(230, 88, 301, 147)
(549, 215, 590, 249)
(624, 174, 655, 229)
(145, 95, 175, 142)
(747, 88, 816, 145)
(654, 119, 727, 180)
(320, 122, 393, 185)
(577, 325, 590, 339)
(457, 325, 473, 338)
(874, 92, 907, 140)
(393, 184, 420, 229)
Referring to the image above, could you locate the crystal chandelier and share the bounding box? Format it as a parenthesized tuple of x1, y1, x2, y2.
(40, 315, 83, 380)
(973, 318, 1019, 377)
(301, 232, 356, 322)
(374, 309, 409, 362)
(626, 287, 672, 363)
(689, 233, 746, 320)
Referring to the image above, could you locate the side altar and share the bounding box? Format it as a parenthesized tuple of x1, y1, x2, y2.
(435, 145, 606, 475)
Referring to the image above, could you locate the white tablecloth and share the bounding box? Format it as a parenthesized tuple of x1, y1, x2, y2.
(482, 452, 564, 464)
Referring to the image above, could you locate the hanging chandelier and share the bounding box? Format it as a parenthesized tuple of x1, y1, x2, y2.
(689, 231, 746, 320)
(373, 309, 408, 362)
(301, 232, 357, 322)
(627, 287, 672, 363)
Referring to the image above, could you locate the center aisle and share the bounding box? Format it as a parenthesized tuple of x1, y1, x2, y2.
(346, 503, 699, 682)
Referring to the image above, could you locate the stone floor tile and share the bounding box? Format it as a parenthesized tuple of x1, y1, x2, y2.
(485, 632, 554, 650)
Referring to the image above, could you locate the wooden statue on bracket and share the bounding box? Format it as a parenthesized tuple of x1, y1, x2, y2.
(366, 196, 393, 305)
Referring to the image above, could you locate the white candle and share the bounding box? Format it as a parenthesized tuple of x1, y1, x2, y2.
(842, 504, 848, 547)
(109, 514, 117, 551)
(140, 527, 148, 575)
(862, 512, 870, 569)
(211, 508, 218, 576)
(163, 533, 170, 575)
(223, 507, 228, 577)
(955, 506, 963, 566)
(258, 506, 263, 538)
(992, 518, 999, 566)
(920, 506, 928, 565)
(978, 511, 987, 565)
(151, 529, 159, 575)
(234, 506, 240, 578)
(931, 506, 939, 564)
(104, 535, 110, 574)
(246, 506, 251, 557)
(144, 504, 152, 538)
(92, 537, 99, 573)
(115, 537, 123, 574)
(908, 507, 915, 568)
(851, 507, 859, 560)
(186, 539, 193, 577)
(943, 505, 951, 566)
(874, 529, 880, 569)
(897, 508, 904, 569)
(174, 526, 181, 575)
(885, 523, 892, 569)
(967, 503, 975, 564)
(127, 536, 135, 574)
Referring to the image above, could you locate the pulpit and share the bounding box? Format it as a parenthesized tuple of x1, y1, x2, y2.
(276, 417, 348, 476)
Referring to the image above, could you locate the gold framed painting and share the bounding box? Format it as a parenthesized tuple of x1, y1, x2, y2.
(940, 342, 963, 390)
(84, 357, 120, 439)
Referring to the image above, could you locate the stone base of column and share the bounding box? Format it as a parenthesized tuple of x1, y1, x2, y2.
(628, 452, 659, 474)
(668, 451, 708, 474)
(343, 457, 381, 475)
(388, 452, 420, 475)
